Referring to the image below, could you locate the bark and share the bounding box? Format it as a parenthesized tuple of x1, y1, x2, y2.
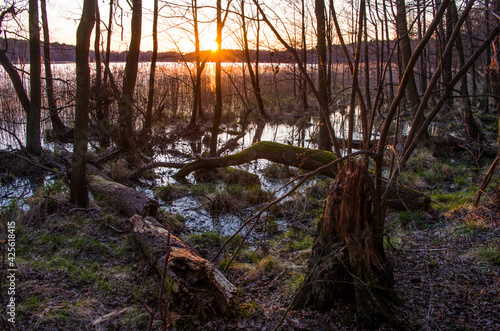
(117, 0, 141, 161)
(316, 0, 331, 151)
(173, 141, 430, 211)
(293, 161, 398, 326)
(210, 0, 223, 156)
(241, 0, 267, 120)
(130, 215, 236, 319)
(70, 0, 95, 207)
(143, 0, 158, 132)
(103, 0, 113, 84)
(0, 49, 30, 113)
(449, 0, 482, 141)
(27, 0, 41, 155)
(396, 0, 426, 138)
(88, 175, 158, 217)
(40, 0, 66, 134)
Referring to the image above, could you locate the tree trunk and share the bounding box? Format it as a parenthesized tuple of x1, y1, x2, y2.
(40, 0, 66, 135)
(315, 0, 331, 151)
(396, 0, 426, 137)
(70, 0, 95, 207)
(143, 0, 158, 133)
(130, 215, 236, 319)
(210, 0, 223, 156)
(449, 0, 482, 141)
(0, 50, 30, 113)
(117, 0, 141, 162)
(27, 0, 41, 155)
(241, 0, 267, 120)
(294, 160, 397, 326)
(88, 175, 158, 217)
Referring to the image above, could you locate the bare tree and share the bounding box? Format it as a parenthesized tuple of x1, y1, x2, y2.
(210, 0, 224, 156)
(117, 0, 142, 162)
(27, 0, 41, 155)
(40, 0, 66, 136)
(70, 0, 96, 207)
(144, 0, 159, 133)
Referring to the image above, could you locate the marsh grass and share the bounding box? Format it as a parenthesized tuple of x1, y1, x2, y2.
(0, 181, 161, 329)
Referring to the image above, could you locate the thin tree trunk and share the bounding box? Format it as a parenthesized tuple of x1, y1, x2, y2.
(316, 0, 331, 151)
(103, 0, 113, 84)
(241, 0, 267, 119)
(449, 0, 482, 141)
(40, 0, 66, 135)
(210, 0, 223, 156)
(364, 7, 372, 110)
(117, 0, 141, 162)
(144, 0, 158, 132)
(70, 0, 96, 207)
(27, 0, 41, 155)
(0, 50, 30, 113)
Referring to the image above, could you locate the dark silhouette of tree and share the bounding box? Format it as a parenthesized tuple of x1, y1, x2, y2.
(210, 0, 224, 156)
(144, 0, 159, 133)
(240, 0, 267, 120)
(70, 0, 96, 207)
(117, 0, 142, 162)
(315, 0, 331, 151)
(40, 0, 66, 136)
(27, 0, 41, 155)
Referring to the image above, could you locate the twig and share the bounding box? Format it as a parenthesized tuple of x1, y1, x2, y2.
(474, 155, 500, 207)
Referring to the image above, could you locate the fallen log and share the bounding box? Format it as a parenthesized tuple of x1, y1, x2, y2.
(173, 141, 430, 211)
(173, 141, 338, 179)
(130, 215, 236, 319)
(88, 175, 158, 217)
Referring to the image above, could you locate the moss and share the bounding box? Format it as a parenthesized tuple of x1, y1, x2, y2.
(156, 184, 190, 202)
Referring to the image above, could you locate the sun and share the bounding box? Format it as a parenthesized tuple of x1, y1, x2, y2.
(208, 40, 219, 52)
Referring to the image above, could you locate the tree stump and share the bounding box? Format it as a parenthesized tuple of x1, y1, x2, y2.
(294, 160, 398, 326)
(130, 215, 236, 320)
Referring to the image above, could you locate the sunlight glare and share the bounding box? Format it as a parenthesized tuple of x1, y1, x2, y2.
(209, 40, 219, 52)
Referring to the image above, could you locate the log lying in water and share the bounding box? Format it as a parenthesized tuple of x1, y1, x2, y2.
(88, 175, 158, 217)
(130, 215, 236, 319)
(173, 141, 430, 211)
(173, 141, 338, 179)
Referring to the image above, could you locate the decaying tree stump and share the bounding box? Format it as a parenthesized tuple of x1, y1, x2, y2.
(130, 215, 236, 319)
(294, 160, 398, 326)
(88, 175, 158, 217)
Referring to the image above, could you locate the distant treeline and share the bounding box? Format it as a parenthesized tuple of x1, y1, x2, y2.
(0, 37, 333, 64)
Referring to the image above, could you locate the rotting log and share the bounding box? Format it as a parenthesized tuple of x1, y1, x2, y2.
(88, 175, 158, 217)
(173, 141, 430, 211)
(130, 215, 236, 319)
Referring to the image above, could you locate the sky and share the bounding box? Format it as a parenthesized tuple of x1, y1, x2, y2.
(42, 0, 232, 53)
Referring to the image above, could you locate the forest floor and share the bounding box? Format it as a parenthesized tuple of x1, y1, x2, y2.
(0, 139, 499, 330)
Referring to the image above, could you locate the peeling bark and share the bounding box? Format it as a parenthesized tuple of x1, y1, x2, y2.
(130, 215, 236, 319)
(293, 161, 398, 326)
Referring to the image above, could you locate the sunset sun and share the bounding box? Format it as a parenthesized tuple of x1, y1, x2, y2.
(208, 40, 219, 52)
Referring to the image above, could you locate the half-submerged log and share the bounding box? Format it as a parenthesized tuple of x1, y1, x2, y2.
(173, 141, 338, 179)
(130, 215, 236, 319)
(173, 141, 430, 211)
(88, 175, 158, 217)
